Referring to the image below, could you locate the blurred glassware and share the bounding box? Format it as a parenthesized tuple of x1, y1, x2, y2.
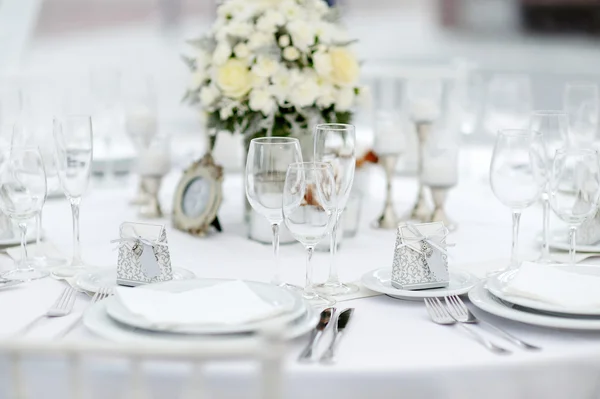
(529, 111, 569, 264)
(549, 149, 600, 266)
(484, 74, 532, 135)
(313, 123, 358, 296)
(0, 81, 22, 147)
(137, 133, 172, 219)
(342, 193, 362, 238)
(12, 120, 68, 269)
(490, 129, 545, 271)
(52, 115, 94, 278)
(457, 70, 485, 136)
(283, 162, 337, 307)
(563, 82, 599, 148)
(0, 147, 49, 281)
(404, 78, 444, 222)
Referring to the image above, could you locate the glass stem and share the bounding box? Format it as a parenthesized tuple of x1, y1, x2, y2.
(510, 210, 522, 269)
(17, 222, 30, 271)
(569, 225, 577, 266)
(70, 198, 83, 267)
(35, 211, 42, 247)
(304, 246, 316, 297)
(327, 212, 342, 285)
(271, 223, 281, 286)
(541, 195, 551, 262)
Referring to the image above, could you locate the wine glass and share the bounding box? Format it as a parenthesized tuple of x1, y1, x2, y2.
(529, 111, 570, 264)
(564, 82, 599, 148)
(490, 129, 546, 270)
(0, 147, 49, 281)
(245, 137, 303, 287)
(313, 123, 358, 296)
(283, 162, 337, 306)
(549, 149, 600, 265)
(12, 120, 68, 268)
(484, 74, 532, 135)
(52, 115, 94, 278)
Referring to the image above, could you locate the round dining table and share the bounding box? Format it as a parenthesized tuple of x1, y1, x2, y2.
(0, 145, 599, 399)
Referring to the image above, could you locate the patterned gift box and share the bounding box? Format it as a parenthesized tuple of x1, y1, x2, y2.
(115, 222, 173, 287)
(391, 222, 450, 290)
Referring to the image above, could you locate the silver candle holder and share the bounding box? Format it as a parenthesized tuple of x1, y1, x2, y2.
(138, 176, 163, 218)
(373, 154, 400, 229)
(403, 121, 432, 222)
(430, 187, 457, 231)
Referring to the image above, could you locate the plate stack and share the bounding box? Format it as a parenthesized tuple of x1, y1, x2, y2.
(469, 262, 600, 330)
(83, 279, 319, 345)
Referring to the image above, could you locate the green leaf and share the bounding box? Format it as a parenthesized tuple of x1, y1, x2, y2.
(181, 55, 196, 71)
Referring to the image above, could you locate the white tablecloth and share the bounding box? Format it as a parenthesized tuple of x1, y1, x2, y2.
(1, 146, 600, 399)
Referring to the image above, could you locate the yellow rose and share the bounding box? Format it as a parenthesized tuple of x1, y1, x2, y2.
(329, 47, 359, 86)
(216, 59, 253, 99)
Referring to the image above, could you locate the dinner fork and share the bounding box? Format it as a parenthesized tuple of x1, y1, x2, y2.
(18, 286, 77, 335)
(444, 295, 541, 351)
(424, 298, 511, 355)
(55, 287, 112, 339)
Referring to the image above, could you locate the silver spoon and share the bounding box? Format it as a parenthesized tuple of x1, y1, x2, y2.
(298, 308, 334, 363)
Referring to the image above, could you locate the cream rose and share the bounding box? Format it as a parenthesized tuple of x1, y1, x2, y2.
(216, 59, 253, 99)
(329, 47, 360, 86)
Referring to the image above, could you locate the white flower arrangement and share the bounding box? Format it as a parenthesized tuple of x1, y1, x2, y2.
(183, 0, 367, 146)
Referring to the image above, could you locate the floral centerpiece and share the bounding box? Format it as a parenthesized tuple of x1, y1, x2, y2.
(183, 0, 366, 148)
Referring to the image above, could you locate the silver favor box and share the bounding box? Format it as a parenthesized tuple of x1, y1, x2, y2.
(391, 222, 449, 290)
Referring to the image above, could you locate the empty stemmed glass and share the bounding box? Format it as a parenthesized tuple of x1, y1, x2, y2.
(313, 123, 358, 296)
(564, 82, 599, 148)
(283, 162, 337, 306)
(490, 129, 546, 270)
(52, 115, 94, 278)
(529, 111, 570, 263)
(245, 137, 303, 287)
(0, 147, 49, 281)
(549, 149, 600, 265)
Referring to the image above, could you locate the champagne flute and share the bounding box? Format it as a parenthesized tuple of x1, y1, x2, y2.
(245, 137, 302, 287)
(52, 115, 94, 278)
(490, 129, 546, 270)
(564, 82, 599, 148)
(0, 147, 49, 281)
(313, 123, 358, 296)
(283, 162, 337, 306)
(549, 149, 600, 265)
(529, 111, 569, 264)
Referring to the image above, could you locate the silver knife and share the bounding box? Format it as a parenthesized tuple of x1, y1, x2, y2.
(298, 308, 335, 363)
(320, 308, 354, 364)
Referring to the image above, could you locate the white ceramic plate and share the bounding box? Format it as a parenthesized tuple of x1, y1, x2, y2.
(469, 282, 600, 330)
(547, 231, 600, 253)
(75, 267, 196, 294)
(105, 279, 307, 334)
(487, 265, 600, 316)
(84, 299, 318, 346)
(361, 268, 479, 300)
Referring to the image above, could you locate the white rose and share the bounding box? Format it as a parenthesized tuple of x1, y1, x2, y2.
(256, 10, 285, 33)
(334, 87, 354, 111)
(249, 89, 277, 115)
(227, 22, 254, 38)
(287, 20, 315, 51)
(233, 43, 250, 59)
(252, 56, 279, 78)
(317, 83, 335, 108)
(217, 1, 245, 19)
(270, 69, 299, 104)
(283, 46, 300, 61)
(190, 70, 207, 91)
(313, 0, 329, 17)
(315, 21, 335, 44)
(248, 32, 273, 50)
(312, 51, 332, 78)
(199, 85, 220, 106)
(280, 1, 303, 21)
(291, 75, 320, 108)
(213, 42, 232, 66)
(215, 59, 253, 99)
(278, 35, 291, 48)
(329, 47, 360, 86)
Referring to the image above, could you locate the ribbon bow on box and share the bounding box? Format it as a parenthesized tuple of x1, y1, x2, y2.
(397, 223, 454, 255)
(111, 234, 168, 280)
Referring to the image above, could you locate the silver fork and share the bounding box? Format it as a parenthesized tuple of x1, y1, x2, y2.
(444, 295, 541, 351)
(424, 298, 511, 355)
(19, 286, 77, 335)
(55, 287, 112, 339)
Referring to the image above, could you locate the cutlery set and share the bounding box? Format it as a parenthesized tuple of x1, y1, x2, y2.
(299, 307, 354, 364)
(424, 295, 541, 355)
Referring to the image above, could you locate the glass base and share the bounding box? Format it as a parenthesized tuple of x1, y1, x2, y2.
(51, 265, 88, 279)
(276, 282, 302, 291)
(30, 256, 68, 269)
(1, 268, 49, 282)
(313, 282, 359, 296)
(302, 291, 336, 307)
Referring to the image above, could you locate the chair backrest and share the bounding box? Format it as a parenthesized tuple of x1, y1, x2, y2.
(0, 336, 284, 399)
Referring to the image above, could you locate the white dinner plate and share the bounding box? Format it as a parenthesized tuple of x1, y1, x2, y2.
(361, 268, 479, 300)
(75, 267, 196, 294)
(84, 299, 318, 346)
(487, 265, 600, 316)
(547, 231, 600, 253)
(105, 278, 307, 334)
(469, 282, 600, 330)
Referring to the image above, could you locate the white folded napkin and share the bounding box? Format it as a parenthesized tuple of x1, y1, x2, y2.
(502, 262, 600, 310)
(114, 280, 284, 327)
